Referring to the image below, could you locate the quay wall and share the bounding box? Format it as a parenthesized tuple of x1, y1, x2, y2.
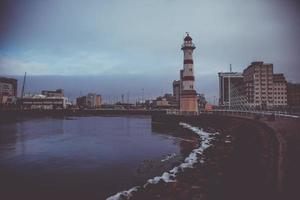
(0, 109, 165, 122)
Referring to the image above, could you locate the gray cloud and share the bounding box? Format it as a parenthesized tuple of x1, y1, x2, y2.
(0, 0, 299, 100)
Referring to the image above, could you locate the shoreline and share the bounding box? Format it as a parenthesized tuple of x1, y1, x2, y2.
(106, 122, 218, 200)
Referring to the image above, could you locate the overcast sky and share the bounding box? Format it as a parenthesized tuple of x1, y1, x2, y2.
(0, 0, 300, 102)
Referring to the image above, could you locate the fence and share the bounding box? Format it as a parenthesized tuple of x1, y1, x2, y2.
(166, 109, 300, 119)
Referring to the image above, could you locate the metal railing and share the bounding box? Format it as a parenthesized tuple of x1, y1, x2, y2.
(207, 109, 300, 119)
(166, 108, 300, 119)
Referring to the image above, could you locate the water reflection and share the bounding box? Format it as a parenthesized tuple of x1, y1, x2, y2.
(0, 116, 181, 200)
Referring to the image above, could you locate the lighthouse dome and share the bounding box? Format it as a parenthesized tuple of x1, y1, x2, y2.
(184, 34, 192, 41)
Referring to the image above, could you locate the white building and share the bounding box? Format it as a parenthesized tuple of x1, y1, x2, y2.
(19, 94, 70, 110)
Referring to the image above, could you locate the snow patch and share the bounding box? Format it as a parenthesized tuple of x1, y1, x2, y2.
(106, 122, 218, 200)
(106, 186, 140, 200)
(161, 153, 176, 162)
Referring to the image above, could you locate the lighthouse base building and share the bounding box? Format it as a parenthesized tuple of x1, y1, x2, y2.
(180, 91, 198, 115)
(179, 33, 198, 115)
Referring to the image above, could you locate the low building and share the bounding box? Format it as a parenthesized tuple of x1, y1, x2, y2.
(287, 83, 300, 107)
(18, 95, 69, 110)
(152, 93, 178, 109)
(0, 77, 18, 105)
(153, 97, 170, 107)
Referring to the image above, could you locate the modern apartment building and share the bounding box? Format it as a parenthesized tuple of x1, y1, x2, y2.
(287, 83, 300, 107)
(0, 77, 18, 104)
(243, 62, 273, 108)
(273, 74, 287, 107)
(218, 72, 244, 106)
(218, 62, 288, 109)
(243, 61, 287, 108)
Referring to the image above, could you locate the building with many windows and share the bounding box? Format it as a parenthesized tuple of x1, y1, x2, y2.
(18, 95, 70, 110)
(218, 72, 244, 107)
(243, 61, 287, 108)
(218, 61, 288, 109)
(243, 62, 274, 108)
(273, 74, 287, 107)
(76, 93, 102, 108)
(287, 83, 300, 107)
(0, 77, 18, 105)
(41, 89, 64, 97)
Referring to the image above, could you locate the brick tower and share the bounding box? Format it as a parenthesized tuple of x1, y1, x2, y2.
(180, 33, 198, 115)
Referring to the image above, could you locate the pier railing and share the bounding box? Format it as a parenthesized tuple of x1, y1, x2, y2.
(166, 109, 300, 119)
(209, 109, 300, 119)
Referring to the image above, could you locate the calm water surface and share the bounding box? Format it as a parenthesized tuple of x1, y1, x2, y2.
(0, 116, 181, 200)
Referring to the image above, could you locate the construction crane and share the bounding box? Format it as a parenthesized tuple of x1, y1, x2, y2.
(21, 72, 27, 98)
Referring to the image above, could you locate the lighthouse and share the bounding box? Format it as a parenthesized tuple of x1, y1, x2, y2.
(180, 33, 198, 115)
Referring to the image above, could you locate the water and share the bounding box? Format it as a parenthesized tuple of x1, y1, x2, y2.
(0, 116, 181, 200)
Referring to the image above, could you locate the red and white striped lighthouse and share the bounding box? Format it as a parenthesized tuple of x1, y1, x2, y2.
(180, 33, 198, 115)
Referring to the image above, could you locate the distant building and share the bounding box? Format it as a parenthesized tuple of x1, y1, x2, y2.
(0, 77, 18, 105)
(95, 95, 102, 107)
(87, 93, 102, 108)
(76, 93, 102, 108)
(76, 96, 87, 108)
(197, 93, 207, 109)
(218, 72, 244, 106)
(287, 83, 300, 107)
(173, 80, 180, 103)
(154, 97, 170, 107)
(41, 89, 64, 97)
(18, 95, 69, 110)
(152, 93, 177, 109)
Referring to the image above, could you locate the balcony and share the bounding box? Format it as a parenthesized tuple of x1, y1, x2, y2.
(181, 43, 196, 50)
